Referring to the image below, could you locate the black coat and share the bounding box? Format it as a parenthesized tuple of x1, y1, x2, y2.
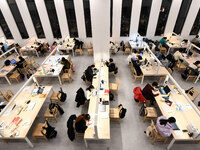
(85, 66, 94, 82)
(75, 88, 86, 107)
(132, 60, 142, 76)
(67, 114, 77, 141)
(75, 119, 87, 133)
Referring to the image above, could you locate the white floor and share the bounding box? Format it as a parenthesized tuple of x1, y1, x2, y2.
(0, 50, 200, 150)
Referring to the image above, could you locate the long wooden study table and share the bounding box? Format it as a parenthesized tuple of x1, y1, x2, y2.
(154, 82, 200, 150)
(34, 55, 69, 85)
(84, 62, 110, 148)
(0, 84, 52, 147)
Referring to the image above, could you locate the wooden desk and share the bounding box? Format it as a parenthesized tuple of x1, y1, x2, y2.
(34, 55, 69, 85)
(140, 52, 168, 84)
(0, 85, 52, 147)
(20, 44, 39, 57)
(166, 41, 187, 54)
(59, 41, 75, 56)
(0, 56, 28, 85)
(129, 40, 146, 51)
(154, 85, 200, 150)
(84, 62, 110, 147)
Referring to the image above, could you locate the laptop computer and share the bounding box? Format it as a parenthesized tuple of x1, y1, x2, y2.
(159, 85, 171, 95)
(11, 59, 17, 64)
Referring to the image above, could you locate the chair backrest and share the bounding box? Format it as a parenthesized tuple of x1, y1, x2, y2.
(167, 68, 173, 74)
(90, 42, 93, 48)
(87, 45, 89, 49)
(116, 78, 120, 87)
(57, 92, 62, 100)
(3, 90, 14, 102)
(30, 56, 35, 64)
(150, 120, 158, 138)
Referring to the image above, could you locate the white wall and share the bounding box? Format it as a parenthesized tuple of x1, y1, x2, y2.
(0, 0, 199, 46)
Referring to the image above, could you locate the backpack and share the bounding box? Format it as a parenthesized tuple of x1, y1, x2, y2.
(20, 73, 25, 80)
(81, 74, 86, 81)
(145, 125, 153, 138)
(109, 92, 114, 101)
(185, 87, 194, 96)
(181, 73, 188, 80)
(118, 104, 127, 119)
(59, 88, 67, 102)
(56, 104, 64, 115)
(41, 120, 57, 139)
(139, 103, 146, 116)
(49, 103, 56, 114)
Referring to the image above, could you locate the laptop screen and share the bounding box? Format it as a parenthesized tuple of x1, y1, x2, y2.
(11, 59, 16, 64)
(164, 85, 171, 94)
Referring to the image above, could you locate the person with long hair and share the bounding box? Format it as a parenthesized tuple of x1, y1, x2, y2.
(75, 114, 90, 133)
(156, 116, 176, 137)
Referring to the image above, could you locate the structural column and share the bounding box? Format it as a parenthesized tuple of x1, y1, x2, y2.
(90, 0, 110, 62)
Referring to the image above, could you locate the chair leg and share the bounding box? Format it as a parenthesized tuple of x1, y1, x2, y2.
(164, 138, 168, 144)
(152, 138, 156, 144)
(44, 136, 48, 142)
(143, 116, 146, 122)
(33, 136, 37, 142)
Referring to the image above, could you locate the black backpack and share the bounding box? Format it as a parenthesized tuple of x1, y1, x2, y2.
(42, 120, 57, 139)
(139, 103, 146, 116)
(49, 103, 56, 114)
(109, 92, 114, 101)
(59, 88, 67, 102)
(56, 104, 64, 115)
(118, 104, 127, 119)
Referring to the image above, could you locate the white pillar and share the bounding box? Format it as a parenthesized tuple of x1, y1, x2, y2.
(146, 0, 162, 38)
(90, 0, 110, 62)
(181, 0, 200, 37)
(35, 0, 54, 44)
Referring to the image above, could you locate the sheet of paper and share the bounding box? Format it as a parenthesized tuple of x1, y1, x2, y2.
(161, 106, 172, 113)
(174, 130, 183, 136)
(26, 102, 36, 111)
(100, 113, 109, 119)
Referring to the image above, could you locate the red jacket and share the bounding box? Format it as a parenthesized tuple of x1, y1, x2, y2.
(133, 87, 146, 103)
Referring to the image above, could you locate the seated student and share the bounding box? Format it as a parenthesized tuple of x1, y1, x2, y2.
(49, 42, 57, 54)
(159, 37, 168, 49)
(188, 60, 200, 75)
(60, 57, 70, 71)
(174, 49, 184, 62)
(156, 116, 176, 137)
(191, 35, 200, 47)
(105, 58, 118, 74)
(55, 37, 62, 45)
(142, 82, 159, 105)
(181, 39, 191, 53)
(131, 58, 142, 76)
(16, 56, 25, 69)
(154, 48, 162, 61)
(36, 44, 46, 55)
(0, 42, 8, 53)
(161, 55, 169, 69)
(127, 49, 137, 64)
(85, 64, 96, 82)
(75, 114, 90, 133)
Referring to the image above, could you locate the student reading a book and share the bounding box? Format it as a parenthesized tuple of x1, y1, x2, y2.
(156, 116, 176, 137)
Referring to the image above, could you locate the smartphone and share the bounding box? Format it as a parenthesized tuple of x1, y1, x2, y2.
(182, 130, 188, 132)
